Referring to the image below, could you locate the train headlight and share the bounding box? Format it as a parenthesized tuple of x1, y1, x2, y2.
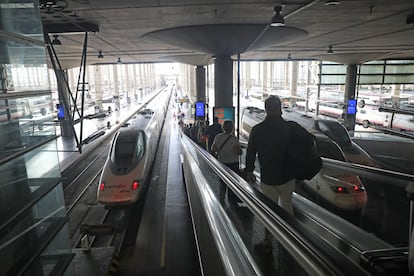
(330, 186, 349, 193)
(99, 182, 105, 191)
(353, 185, 365, 192)
(132, 180, 139, 190)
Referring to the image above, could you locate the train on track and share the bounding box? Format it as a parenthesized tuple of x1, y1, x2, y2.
(241, 106, 370, 210)
(97, 87, 170, 206)
(295, 99, 414, 132)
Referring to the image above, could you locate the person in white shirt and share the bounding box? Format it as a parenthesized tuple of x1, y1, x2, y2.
(211, 120, 242, 205)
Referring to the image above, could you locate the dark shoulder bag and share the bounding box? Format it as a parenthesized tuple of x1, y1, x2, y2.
(286, 122, 322, 180)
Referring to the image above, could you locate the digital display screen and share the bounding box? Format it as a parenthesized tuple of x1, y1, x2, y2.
(195, 102, 205, 118)
(57, 104, 65, 119)
(347, 99, 357, 115)
(213, 106, 235, 125)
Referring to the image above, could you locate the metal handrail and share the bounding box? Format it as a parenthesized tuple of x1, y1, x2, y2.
(180, 133, 370, 276)
(182, 141, 261, 276)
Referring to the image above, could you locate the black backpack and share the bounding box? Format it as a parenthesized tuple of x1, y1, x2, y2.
(285, 122, 322, 180)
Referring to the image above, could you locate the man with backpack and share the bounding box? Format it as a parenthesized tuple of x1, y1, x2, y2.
(245, 95, 321, 253)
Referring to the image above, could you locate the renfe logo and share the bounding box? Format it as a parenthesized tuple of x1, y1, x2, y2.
(107, 184, 126, 189)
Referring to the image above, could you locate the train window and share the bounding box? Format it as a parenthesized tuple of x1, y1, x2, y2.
(135, 131, 145, 160)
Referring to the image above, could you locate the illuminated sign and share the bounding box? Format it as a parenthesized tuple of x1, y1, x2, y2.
(195, 102, 205, 118)
(347, 99, 357, 115)
(213, 106, 235, 125)
(57, 104, 65, 120)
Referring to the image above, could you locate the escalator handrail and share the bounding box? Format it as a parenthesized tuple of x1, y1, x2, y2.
(182, 140, 262, 276)
(181, 133, 370, 276)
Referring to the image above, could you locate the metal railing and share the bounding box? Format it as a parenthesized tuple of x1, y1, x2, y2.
(180, 133, 372, 276)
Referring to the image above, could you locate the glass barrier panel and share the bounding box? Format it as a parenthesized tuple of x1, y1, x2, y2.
(0, 184, 69, 275)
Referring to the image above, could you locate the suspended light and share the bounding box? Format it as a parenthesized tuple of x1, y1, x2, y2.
(327, 45, 334, 54)
(98, 50, 104, 58)
(270, 5, 285, 27)
(117, 57, 122, 64)
(52, 35, 62, 45)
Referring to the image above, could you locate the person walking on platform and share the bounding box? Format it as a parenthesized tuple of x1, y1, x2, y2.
(211, 120, 242, 205)
(206, 116, 223, 153)
(245, 95, 314, 253)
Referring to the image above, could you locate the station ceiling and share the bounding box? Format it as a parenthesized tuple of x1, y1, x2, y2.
(40, 0, 414, 69)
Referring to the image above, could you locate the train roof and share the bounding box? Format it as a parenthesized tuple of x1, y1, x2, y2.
(242, 106, 266, 121)
(124, 108, 155, 130)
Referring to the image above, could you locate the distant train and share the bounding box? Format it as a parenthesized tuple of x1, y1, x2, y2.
(295, 99, 414, 132)
(97, 88, 170, 205)
(356, 100, 414, 132)
(295, 100, 343, 119)
(241, 106, 369, 210)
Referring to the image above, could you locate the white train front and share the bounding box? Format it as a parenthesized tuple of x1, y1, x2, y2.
(97, 89, 169, 205)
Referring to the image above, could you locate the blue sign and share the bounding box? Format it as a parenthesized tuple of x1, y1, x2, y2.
(347, 99, 357, 115)
(195, 102, 205, 118)
(57, 104, 65, 120)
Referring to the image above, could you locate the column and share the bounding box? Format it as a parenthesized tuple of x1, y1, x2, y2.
(125, 64, 131, 104)
(189, 65, 196, 102)
(196, 65, 206, 102)
(93, 65, 103, 111)
(133, 64, 138, 101)
(270, 61, 274, 91)
(262, 62, 268, 98)
(284, 61, 289, 90)
(214, 55, 233, 107)
(113, 64, 120, 111)
(56, 69, 73, 137)
(245, 61, 251, 98)
(391, 84, 401, 107)
(344, 64, 357, 131)
(290, 61, 298, 101)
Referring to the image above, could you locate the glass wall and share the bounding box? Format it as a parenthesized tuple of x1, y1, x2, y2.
(0, 1, 56, 162)
(0, 1, 72, 275)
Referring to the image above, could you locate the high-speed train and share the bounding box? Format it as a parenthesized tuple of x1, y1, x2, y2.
(241, 106, 369, 210)
(97, 88, 170, 205)
(296, 99, 414, 132)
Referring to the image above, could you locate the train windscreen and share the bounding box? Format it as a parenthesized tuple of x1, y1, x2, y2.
(115, 142, 135, 161)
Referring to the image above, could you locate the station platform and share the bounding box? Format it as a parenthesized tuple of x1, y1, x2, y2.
(55, 91, 200, 276)
(13, 90, 413, 276)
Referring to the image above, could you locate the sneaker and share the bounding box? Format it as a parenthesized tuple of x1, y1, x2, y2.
(254, 240, 273, 255)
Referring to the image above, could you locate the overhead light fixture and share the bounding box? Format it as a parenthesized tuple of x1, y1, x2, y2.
(117, 57, 122, 64)
(98, 50, 104, 58)
(327, 45, 334, 53)
(287, 53, 291, 60)
(325, 0, 340, 6)
(270, 5, 285, 27)
(52, 35, 62, 45)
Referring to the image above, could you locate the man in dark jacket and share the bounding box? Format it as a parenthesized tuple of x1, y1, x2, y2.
(245, 95, 314, 253)
(205, 116, 223, 152)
